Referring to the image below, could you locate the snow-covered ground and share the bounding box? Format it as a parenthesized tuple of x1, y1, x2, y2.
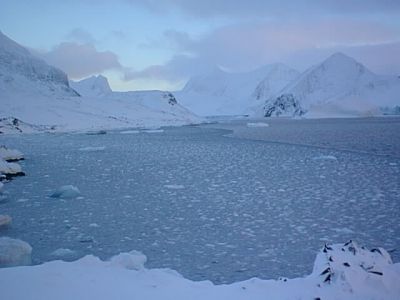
(0, 241, 399, 300)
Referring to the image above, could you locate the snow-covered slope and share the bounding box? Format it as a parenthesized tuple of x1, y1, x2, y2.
(70, 75, 112, 97)
(176, 64, 299, 116)
(0, 31, 201, 133)
(0, 241, 398, 300)
(262, 53, 400, 117)
(0, 30, 78, 97)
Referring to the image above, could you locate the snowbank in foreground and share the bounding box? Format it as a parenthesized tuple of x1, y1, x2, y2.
(0, 241, 398, 300)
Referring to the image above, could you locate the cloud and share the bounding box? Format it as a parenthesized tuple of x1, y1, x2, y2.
(66, 28, 97, 44)
(127, 0, 400, 18)
(123, 54, 211, 83)
(125, 18, 400, 85)
(39, 42, 122, 79)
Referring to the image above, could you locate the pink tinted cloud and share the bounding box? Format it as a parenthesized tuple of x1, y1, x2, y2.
(40, 42, 122, 79)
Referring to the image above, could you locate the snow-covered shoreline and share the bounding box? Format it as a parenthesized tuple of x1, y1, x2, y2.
(0, 241, 399, 300)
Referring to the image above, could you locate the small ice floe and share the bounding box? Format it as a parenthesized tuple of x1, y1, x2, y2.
(16, 198, 29, 203)
(313, 155, 338, 161)
(164, 184, 185, 189)
(247, 122, 269, 128)
(0, 146, 24, 162)
(332, 227, 355, 234)
(77, 234, 94, 243)
(0, 237, 32, 267)
(109, 250, 147, 271)
(0, 182, 3, 191)
(89, 223, 100, 228)
(50, 185, 81, 199)
(143, 129, 164, 133)
(120, 130, 140, 134)
(79, 146, 106, 152)
(0, 215, 12, 229)
(50, 248, 76, 259)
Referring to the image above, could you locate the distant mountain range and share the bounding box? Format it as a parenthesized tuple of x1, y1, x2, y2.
(1, 30, 399, 130)
(0, 31, 200, 133)
(177, 53, 400, 117)
(175, 64, 299, 116)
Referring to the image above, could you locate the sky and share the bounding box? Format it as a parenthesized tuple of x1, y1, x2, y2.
(1, 0, 400, 91)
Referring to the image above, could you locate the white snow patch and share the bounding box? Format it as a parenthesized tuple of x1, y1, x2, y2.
(120, 130, 140, 134)
(313, 155, 338, 161)
(79, 146, 106, 152)
(246, 122, 269, 128)
(50, 185, 81, 199)
(143, 129, 164, 133)
(164, 184, 185, 189)
(0, 237, 32, 267)
(109, 250, 147, 271)
(50, 248, 76, 258)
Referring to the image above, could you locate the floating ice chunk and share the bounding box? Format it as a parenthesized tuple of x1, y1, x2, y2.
(0, 215, 12, 229)
(164, 184, 185, 189)
(89, 223, 100, 228)
(0, 146, 24, 161)
(16, 198, 29, 203)
(313, 155, 338, 161)
(332, 227, 355, 234)
(79, 146, 106, 152)
(0, 237, 32, 267)
(120, 130, 140, 134)
(0, 182, 3, 191)
(109, 250, 147, 270)
(50, 185, 81, 199)
(50, 248, 76, 259)
(247, 122, 269, 128)
(143, 129, 164, 133)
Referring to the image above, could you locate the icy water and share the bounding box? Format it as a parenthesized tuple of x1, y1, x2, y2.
(1, 117, 400, 284)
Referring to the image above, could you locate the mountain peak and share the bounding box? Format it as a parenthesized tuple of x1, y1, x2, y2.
(70, 74, 112, 97)
(323, 52, 360, 65)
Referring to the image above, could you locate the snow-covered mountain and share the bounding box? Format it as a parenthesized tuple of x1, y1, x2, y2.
(0, 30, 78, 97)
(70, 75, 112, 97)
(175, 64, 300, 116)
(0, 31, 201, 133)
(262, 53, 400, 118)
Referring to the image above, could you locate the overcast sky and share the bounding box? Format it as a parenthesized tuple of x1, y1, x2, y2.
(1, 0, 400, 91)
